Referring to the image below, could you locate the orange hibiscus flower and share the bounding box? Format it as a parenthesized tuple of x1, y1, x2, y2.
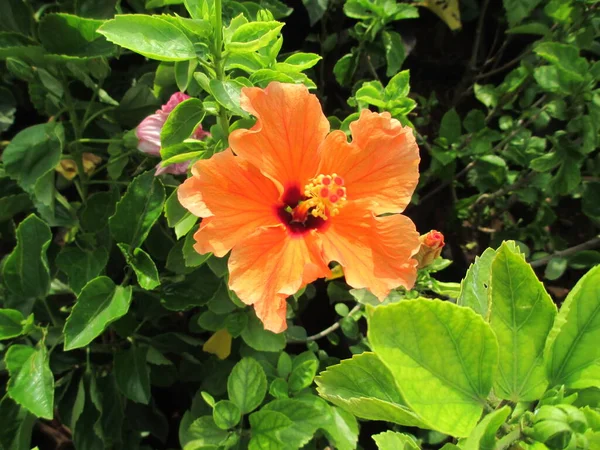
(178, 82, 421, 333)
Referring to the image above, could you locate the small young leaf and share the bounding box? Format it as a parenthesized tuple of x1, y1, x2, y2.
(457, 247, 496, 317)
(213, 400, 241, 430)
(288, 360, 318, 393)
(227, 21, 283, 53)
(373, 431, 419, 450)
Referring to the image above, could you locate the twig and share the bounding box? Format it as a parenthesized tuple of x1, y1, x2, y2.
(290, 304, 362, 343)
(530, 237, 600, 268)
(470, 0, 490, 71)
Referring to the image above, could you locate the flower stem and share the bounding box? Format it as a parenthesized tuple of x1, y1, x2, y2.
(213, 0, 230, 141)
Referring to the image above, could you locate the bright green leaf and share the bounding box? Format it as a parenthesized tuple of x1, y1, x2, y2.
(248, 410, 292, 450)
(209, 79, 247, 116)
(241, 311, 286, 352)
(545, 265, 600, 389)
(213, 400, 241, 430)
(373, 431, 419, 450)
(382, 31, 405, 77)
(315, 352, 428, 428)
(160, 98, 205, 148)
(368, 300, 499, 437)
(460, 405, 512, 450)
(227, 21, 283, 53)
(457, 247, 496, 318)
(490, 243, 557, 401)
(6, 344, 54, 419)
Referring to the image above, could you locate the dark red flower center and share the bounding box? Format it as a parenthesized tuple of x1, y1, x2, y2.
(275, 185, 327, 235)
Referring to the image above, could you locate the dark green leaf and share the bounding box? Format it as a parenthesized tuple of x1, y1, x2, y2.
(115, 345, 151, 404)
(63, 277, 133, 350)
(0, 309, 25, 340)
(56, 246, 109, 294)
(39, 13, 115, 57)
(439, 108, 461, 145)
(2, 214, 51, 299)
(109, 171, 165, 248)
(502, 0, 543, 27)
(118, 244, 160, 290)
(382, 31, 405, 77)
(98, 14, 196, 61)
(241, 311, 286, 352)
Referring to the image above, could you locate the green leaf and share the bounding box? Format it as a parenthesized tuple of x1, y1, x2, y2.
(490, 243, 557, 401)
(545, 257, 568, 281)
(0, 309, 25, 340)
(0, 395, 36, 450)
(382, 31, 405, 77)
(164, 189, 197, 239)
(81, 190, 119, 232)
(109, 171, 166, 248)
(248, 410, 292, 450)
(460, 405, 512, 450)
(583, 182, 600, 220)
(373, 431, 419, 450)
(227, 357, 267, 414)
(457, 248, 496, 318)
(38, 13, 115, 57)
(356, 81, 386, 108)
(302, 0, 329, 25)
(97, 14, 196, 61)
(320, 406, 359, 450)
(209, 79, 247, 116)
(282, 52, 321, 70)
(288, 360, 318, 393)
(160, 98, 205, 148)
(0, 0, 33, 35)
(183, 226, 211, 268)
(6, 344, 54, 419)
(368, 300, 499, 437)
(262, 396, 332, 449)
(63, 277, 133, 350)
(56, 246, 109, 294)
(2, 122, 63, 204)
(502, 0, 543, 27)
(315, 352, 427, 428)
(439, 108, 461, 145)
(0, 193, 32, 222)
(241, 311, 286, 352)
(333, 53, 356, 87)
(175, 58, 198, 91)
(114, 345, 151, 404)
(227, 21, 283, 53)
(385, 70, 410, 99)
(545, 265, 600, 389)
(184, 416, 230, 448)
(2, 214, 51, 299)
(534, 42, 586, 82)
(117, 244, 160, 290)
(213, 400, 241, 430)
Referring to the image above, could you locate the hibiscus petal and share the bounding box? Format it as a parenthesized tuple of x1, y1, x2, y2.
(321, 200, 420, 299)
(136, 112, 167, 156)
(178, 150, 281, 257)
(162, 92, 190, 113)
(318, 110, 419, 214)
(228, 225, 330, 332)
(229, 82, 329, 191)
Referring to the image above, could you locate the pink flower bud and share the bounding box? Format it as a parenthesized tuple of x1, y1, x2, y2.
(414, 230, 445, 268)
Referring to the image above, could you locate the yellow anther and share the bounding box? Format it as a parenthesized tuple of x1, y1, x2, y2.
(303, 173, 347, 220)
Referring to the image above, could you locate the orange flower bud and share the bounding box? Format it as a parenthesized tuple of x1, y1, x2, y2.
(414, 230, 445, 268)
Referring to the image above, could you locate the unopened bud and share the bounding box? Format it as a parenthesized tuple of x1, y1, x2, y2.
(414, 230, 445, 268)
